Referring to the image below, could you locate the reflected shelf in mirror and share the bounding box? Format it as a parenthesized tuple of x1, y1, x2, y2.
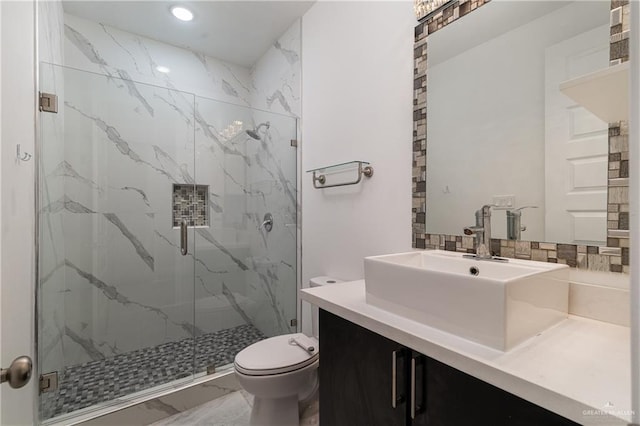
(559, 61, 630, 123)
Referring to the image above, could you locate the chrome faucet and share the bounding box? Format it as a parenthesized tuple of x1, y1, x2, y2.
(463, 205, 493, 260)
(506, 206, 538, 240)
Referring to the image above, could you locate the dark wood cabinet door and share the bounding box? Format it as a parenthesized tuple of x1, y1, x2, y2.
(412, 357, 579, 426)
(319, 310, 408, 426)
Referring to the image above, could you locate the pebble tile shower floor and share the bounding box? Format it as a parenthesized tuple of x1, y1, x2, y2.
(41, 324, 265, 420)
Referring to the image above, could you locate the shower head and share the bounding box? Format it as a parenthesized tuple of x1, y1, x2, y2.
(246, 129, 261, 140)
(246, 122, 270, 140)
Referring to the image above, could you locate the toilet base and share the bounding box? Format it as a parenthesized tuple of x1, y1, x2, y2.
(251, 394, 299, 426)
(234, 334, 319, 426)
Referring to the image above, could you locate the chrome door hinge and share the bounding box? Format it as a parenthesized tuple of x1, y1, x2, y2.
(39, 92, 58, 113)
(39, 372, 58, 393)
(290, 139, 298, 148)
(290, 318, 298, 327)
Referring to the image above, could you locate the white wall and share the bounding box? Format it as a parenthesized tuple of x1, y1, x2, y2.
(300, 1, 414, 333)
(0, 1, 36, 424)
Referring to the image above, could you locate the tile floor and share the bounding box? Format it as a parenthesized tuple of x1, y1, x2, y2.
(150, 390, 319, 426)
(42, 325, 265, 420)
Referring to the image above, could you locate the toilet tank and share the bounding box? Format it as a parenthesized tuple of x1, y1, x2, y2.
(310, 276, 343, 337)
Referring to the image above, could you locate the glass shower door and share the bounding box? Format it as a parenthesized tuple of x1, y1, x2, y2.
(192, 97, 298, 373)
(38, 64, 197, 421)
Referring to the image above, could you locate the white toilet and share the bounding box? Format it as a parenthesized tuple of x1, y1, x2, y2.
(234, 276, 342, 426)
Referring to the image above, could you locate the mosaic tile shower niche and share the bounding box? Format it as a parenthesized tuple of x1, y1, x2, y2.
(411, 0, 630, 273)
(173, 184, 210, 228)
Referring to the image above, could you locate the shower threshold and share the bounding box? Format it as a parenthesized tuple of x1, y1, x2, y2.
(41, 324, 265, 422)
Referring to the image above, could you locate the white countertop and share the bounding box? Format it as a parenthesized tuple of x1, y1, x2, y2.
(302, 280, 631, 425)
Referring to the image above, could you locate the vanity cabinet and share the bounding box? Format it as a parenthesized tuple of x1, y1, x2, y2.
(318, 308, 408, 425)
(319, 310, 578, 426)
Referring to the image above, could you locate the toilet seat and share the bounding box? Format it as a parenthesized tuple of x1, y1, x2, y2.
(234, 333, 319, 376)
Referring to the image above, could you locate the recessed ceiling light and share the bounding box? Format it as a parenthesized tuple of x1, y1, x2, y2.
(171, 6, 194, 22)
(156, 66, 171, 74)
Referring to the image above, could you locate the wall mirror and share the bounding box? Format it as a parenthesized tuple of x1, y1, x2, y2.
(424, 0, 614, 245)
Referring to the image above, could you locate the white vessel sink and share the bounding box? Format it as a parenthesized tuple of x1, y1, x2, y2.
(364, 250, 569, 351)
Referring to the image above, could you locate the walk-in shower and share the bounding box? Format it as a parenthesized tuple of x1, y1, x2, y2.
(37, 2, 303, 422)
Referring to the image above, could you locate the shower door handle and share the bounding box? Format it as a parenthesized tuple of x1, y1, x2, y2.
(180, 221, 188, 256)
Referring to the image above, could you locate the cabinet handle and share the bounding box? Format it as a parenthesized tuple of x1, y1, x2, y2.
(392, 350, 398, 408)
(411, 357, 416, 419)
(411, 355, 426, 419)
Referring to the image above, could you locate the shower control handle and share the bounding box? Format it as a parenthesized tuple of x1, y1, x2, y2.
(180, 221, 188, 256)
(258, 213, 273, 233)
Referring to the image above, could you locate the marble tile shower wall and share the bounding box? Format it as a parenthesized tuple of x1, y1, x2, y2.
(244, 110, 298, 336)
(250, 21, 301, 118)
(41, 65, 199, 374)
(62, 13, 252, 107)
(38, 9, 300, 378)
(245, 21, 300, 337)
(192, 99, 297, 340)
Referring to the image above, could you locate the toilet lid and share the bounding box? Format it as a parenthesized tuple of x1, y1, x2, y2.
(234, 333, 319, 376)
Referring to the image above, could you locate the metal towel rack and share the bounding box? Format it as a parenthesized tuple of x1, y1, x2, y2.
(306, 161, 374, 189)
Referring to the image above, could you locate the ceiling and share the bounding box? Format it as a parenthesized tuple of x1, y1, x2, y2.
(62, 1, 315, 67)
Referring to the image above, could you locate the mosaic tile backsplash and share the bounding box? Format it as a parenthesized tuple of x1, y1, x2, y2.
(606, 1, 631, 253)
(173, 184, 209, 227)
(412, 0, 630, 273)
